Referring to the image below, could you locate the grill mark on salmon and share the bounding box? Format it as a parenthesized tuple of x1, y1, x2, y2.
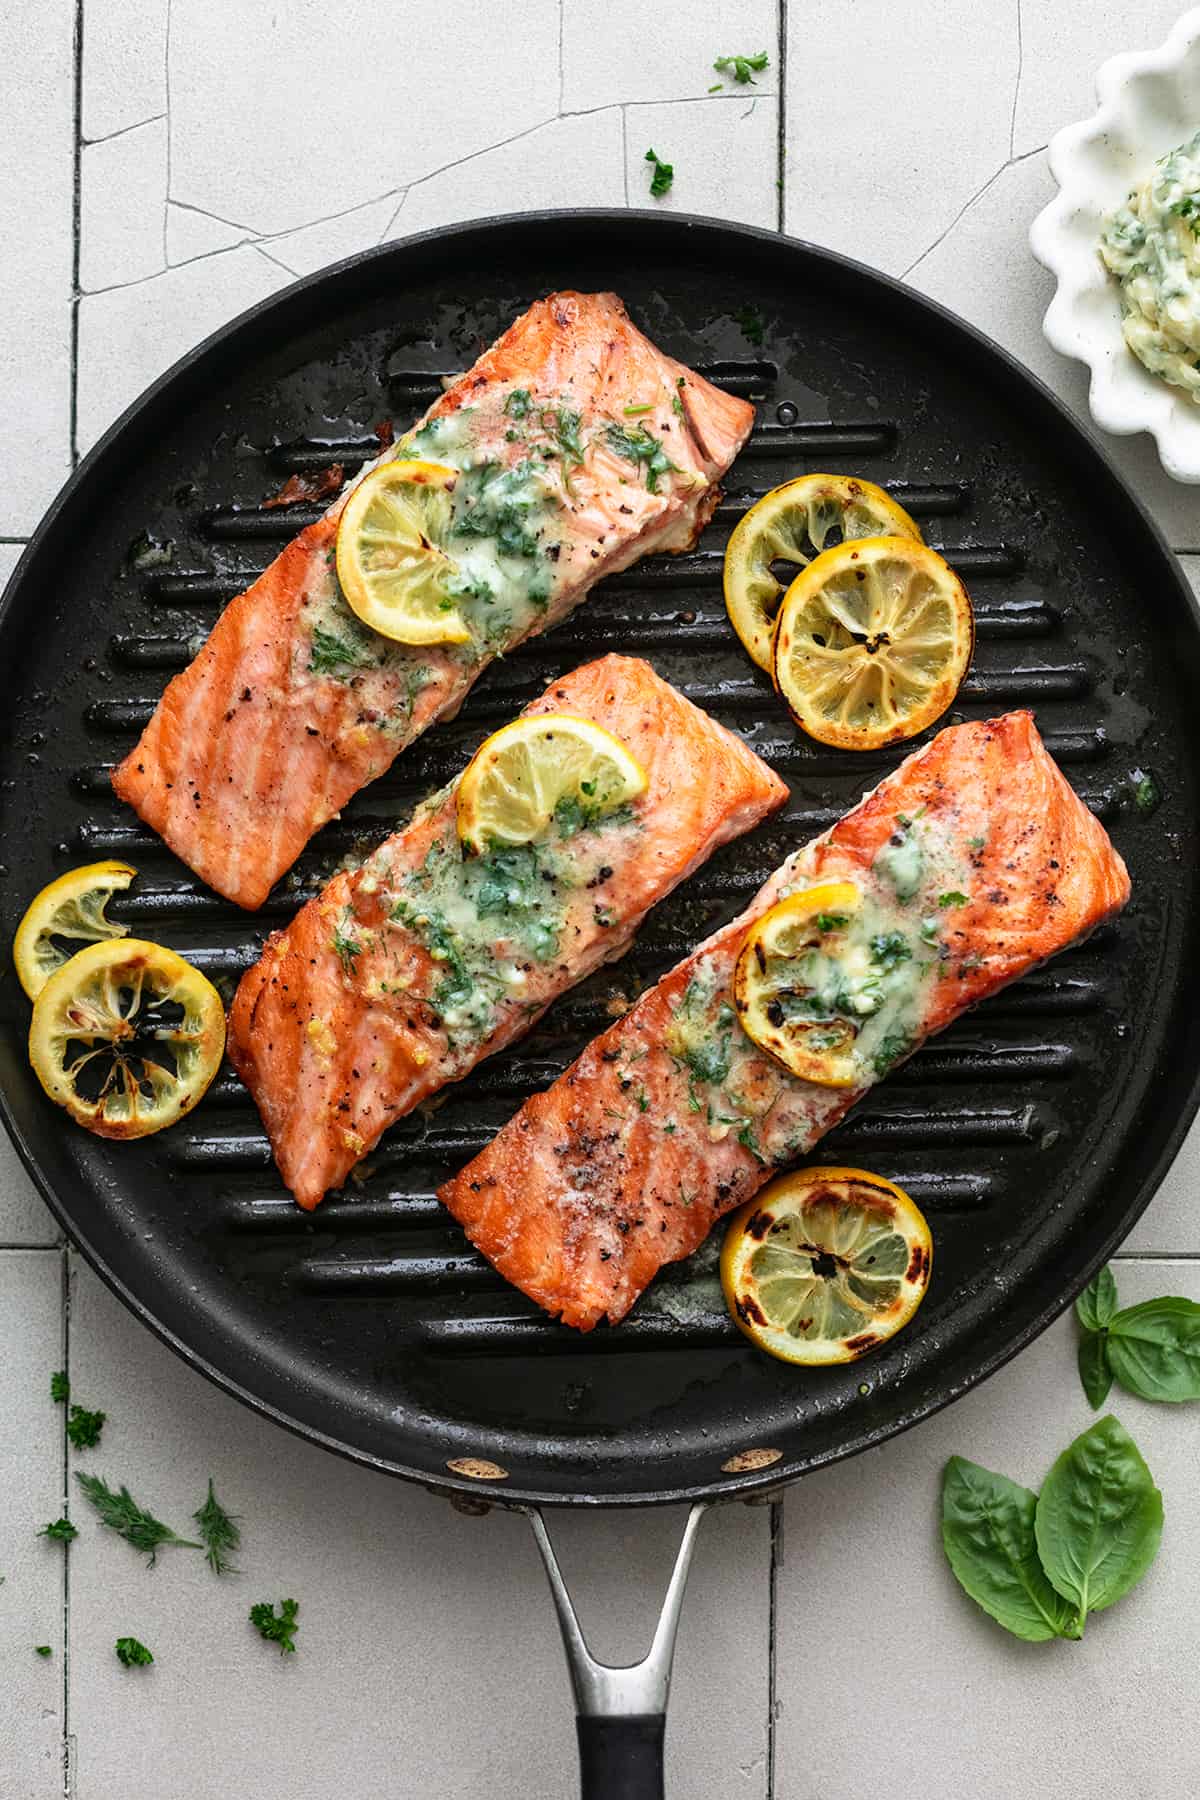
(439, 711, 1132, 1331)
(227, 654, 787, 1209)
(112, 293, 754, 910)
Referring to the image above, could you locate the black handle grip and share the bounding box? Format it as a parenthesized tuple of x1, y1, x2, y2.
(576, 1714, 666, 1799)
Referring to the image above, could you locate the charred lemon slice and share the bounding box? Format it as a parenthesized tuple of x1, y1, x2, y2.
(13, 861, 136, 1000)
(456, 715, 648, 855)
(335, 459, 467, 646)
(720, 1165, 933, 1364)
(724, 475, 922, 672)
(733, 882, 869, 1086)
(28, 939, 225, 1139)
(773, 536, 974, 750)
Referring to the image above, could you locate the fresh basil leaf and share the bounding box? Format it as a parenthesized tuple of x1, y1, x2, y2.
(1107, 1296, 1200, 1401)
(1034, 1415, 1163, 1623)
(1077, 1330, 1113, 1410)
(940, 1456, 1078, 1642)
(1076, 1265, 1118, 1332)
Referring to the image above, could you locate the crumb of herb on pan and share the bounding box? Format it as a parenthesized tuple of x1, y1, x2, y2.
(115, 1637, 154, 1670)
(1130, 767, 1161, 815)
(712, 50, 770, 85)
(75, 1472, 201, 1564)
(250, 1597, 299, 1655)
(938, 891, 969, 909)
(65, 1405, 106, 1451)
(34, 1645, 52, 1658)
(735, 306, 765, 346)
(50, 1371, 68, 1404)
(193, 1478, 241, 1577)
(38, 1518, 79, 1545)
(644, 147, 674, 199)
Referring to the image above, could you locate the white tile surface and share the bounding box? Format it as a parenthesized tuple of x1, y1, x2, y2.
(168, 0, 560, 236)
(393, 110, 624, 241)
(0, 1252, 66, 1796)
(66, 1261, 769, 1800)
(82, 0, 168, 143)
(267, 194, 400, 277)
(0, 0, 72, 532)
(1012, 1, 1190, 158)
(783, 0, 1016, 277)
(76, 245, 290, 451)
(562, 0, 777, 112)
(0, 1126, 58, 1248)
(80, 118, 168, 292)
(624, 95, 779, 228)
(775, 1261, 1200, 1800)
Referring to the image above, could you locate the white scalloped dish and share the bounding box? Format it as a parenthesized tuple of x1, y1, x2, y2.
(1030, 7, 1200, 482)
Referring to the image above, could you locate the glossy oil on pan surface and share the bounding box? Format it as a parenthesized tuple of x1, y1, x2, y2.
(1, 212, 1199, 1508)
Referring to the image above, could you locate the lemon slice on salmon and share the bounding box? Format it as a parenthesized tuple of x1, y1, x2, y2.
(773, 536, 974, 751)
(733, 882, 868, 1086)
(456, 715, 648, 855)
(13, 861, 137, 1000)
(28, 938, 225, 1139)
(720, 1164, 933, 1364)
(335, 459, 468, 646)
(724, 475, 923, 671)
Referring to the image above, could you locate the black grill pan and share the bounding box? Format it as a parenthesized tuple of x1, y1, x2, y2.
(3, 212, 1199, 1531)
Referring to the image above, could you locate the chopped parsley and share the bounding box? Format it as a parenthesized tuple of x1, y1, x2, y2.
(869, 932, 912, 972)
(735, 306, 765, 346)
(309, 622, 376, 676)
(623, 403, 652, 417)
(250, 1597, 299, 1655)
(66, 1405, 106, 1451)
(645, 146, 674, 198)
(1131, 769, 1161, 814)
(605, 422, 679, 493)
(713, 50, 770, 84)
(938, 891, 969, 909)
(50, 1371, 68, 1404)
(872, 1031, 913, 1077)
(968, 835, 986, 851)
(193, 1479, 240, 1578)
(38, 1518, 78, 1545)
(75, 1472, 200, 1564)
(34, 1645, 52, 1658)
(504, 387, 533, 419)
(115, 1637, 154, 1669)
(737, 1121, 766, 1163)
(816, 911, 850, 932)
(452, 460, 545, 560)
(330, 915, 362, 976)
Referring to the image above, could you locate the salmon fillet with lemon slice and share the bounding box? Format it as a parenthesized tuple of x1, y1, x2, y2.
(440, 711, 1131, 1331)
(227, 654, 786, 1209)
(112, 293, 754, 910)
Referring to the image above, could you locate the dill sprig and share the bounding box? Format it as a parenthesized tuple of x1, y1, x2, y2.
(193, 1479, 241, 1577)
(75, 1472, 201, 1565)
(250, 1597, 299, 1655)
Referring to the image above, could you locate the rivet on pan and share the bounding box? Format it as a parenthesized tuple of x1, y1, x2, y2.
(775, 402, 798, 426)
(447, 1457, 509, 1482)
(721, 1447, 783, 1474)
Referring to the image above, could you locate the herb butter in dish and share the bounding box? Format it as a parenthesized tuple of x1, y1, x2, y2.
(1100, 130, 1200, 403)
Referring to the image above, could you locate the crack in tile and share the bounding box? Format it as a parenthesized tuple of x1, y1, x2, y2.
(82, 112, 166, 149)
(377, 189, 409, 245)
(1009, 0, 1023, 160)
(900, 142, 1047, 281)
(254, 242, 299, 279)
(621, 106, 630, 207)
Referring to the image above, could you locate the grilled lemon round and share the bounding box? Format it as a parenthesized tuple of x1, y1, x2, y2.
(724, 474, 923, 672)
(456, 715, 648, 855)
(335, 459, 467, 645)
(720, 1164, 933, 1364)
(13, 861, 136, 1000)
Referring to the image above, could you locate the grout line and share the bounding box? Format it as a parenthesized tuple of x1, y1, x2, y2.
(1113, 1250, 1200, 1262)
(60, 1246, 71, 1800)
(0, 1240, 63, 1251)
(776, 0, 787, 233)
(69, 0, 82, 471)
(766, 1498, 781, 1798)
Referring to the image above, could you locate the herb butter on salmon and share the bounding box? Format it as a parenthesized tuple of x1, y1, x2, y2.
(112, 293, 754, 910)
(227, 655, 787, 1209)
(440, 711, 1131, 1331)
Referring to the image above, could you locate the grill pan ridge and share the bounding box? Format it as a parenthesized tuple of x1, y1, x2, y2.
(2, 211, 1199, 1508)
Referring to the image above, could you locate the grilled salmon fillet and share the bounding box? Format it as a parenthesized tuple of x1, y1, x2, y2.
(228, 654, 786, 1209)
(112, 293, 754, 910)
(440, 711, 1132, 1331)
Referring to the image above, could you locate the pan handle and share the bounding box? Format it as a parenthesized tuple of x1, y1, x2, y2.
(527, 1502, 708, 1800)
